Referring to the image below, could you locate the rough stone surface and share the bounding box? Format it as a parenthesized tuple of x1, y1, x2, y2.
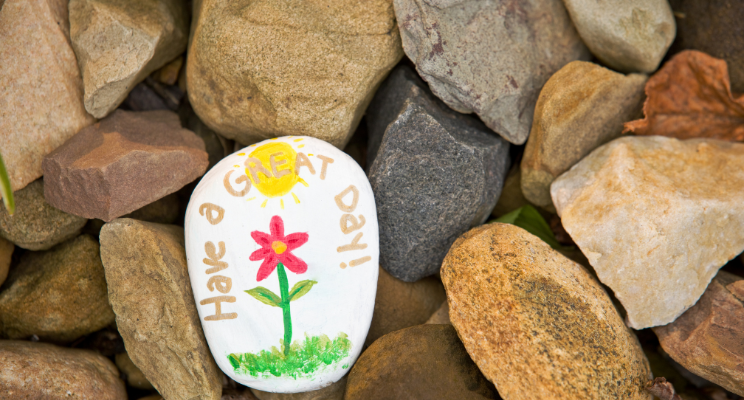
(43, 110, 208, 221)
(187, 0, 403, 148)
(0, 179, 87, 250)
(0, 235, 115, 343)
(69, 0, 189, 118)
(365, 267, 446, 346)
(563, 0, 676, 73)
(520, 61, 647, 207)
(0, 0, 95, 194)
(0, 340, 126, 399)
(669, 0, 744, 93)
(654, 271, 744, 396)
(251, 377, 347, 400)
(424, 300, 450, 325)
(346, 324, 498, 400)
(367, 66, 510, 282)
(552, 136, 744, 329)
(115, 352, 154, 390)
(100, 219, 221, 400)
(441, 223, 652, 400)
(394, 0, 589, 144)
(0, 238, 12, 287)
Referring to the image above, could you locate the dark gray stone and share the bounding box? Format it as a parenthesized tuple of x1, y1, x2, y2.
(367, 66, 509, 282)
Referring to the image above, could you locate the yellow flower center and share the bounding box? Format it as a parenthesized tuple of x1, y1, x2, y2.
(272, 241, 287, 254)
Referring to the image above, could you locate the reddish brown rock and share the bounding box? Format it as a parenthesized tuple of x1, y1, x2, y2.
(654, 271, 744, 396)
(0, 238, 13, 287)
(42, 110, 208, 221)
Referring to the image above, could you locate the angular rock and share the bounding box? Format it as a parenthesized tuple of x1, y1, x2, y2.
(563, 0, 676, 73)
(394, 0, 589, 144)
(0, 340, 126, 399)
(69, 0, 189, 118)
(345, 324, 498, 400)
(100, 219, 222, 400)
(43, 110, 208, 221)
(654, 271, 744, 396)
(0, 179, 87, 250)
(551, 136, 744, 328)
(365, 267, 446, 346)
(424, 300, 450, 325)
(441, 223, 652, 400)
(669, 0, 744, 93)
(0, 238, 13, 287)
(0, 0, 95, 194)
(187, 0, 403, 148)
(520, 61, 647, 207)
(251, 377, 347, 400)
(115, 352, 154, 390)
(0, 235, 115, 342)
(367, 66, 510, 281)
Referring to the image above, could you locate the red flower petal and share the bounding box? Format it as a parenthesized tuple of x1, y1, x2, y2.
(256, 257, 277, 282)
(249, 247, 272, 262)
(284, 232, 309, 251)
(279, 252, 307, 274)
(251, 231, 272, 248)
(270, 216, 284, 239)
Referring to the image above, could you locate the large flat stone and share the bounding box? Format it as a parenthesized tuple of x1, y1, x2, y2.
(43, 110, 208, 221)
(367, 66, 509, 281)
(552, 136, 744, 328)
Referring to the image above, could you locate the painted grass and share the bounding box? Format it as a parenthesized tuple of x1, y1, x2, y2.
(228, 333, 352, 378)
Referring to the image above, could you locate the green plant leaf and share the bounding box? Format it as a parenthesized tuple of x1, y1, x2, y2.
(245, 287, 282, 307)
(494, 205, 564, 250)
(288, 280, 317, 302)
(0, 153, 14, 215)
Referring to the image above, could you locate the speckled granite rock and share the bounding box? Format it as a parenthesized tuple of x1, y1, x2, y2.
(394, 0, 589, 144)
(345, 324, 498, 400)
(0, 179, 87, 250)
(0, 340, 126, 399)
(0, 0, 95, 194)
(552, 136, 744, 329)
(521, 61, 646, 207)
(654, 271, 744, 396)
(0, 235, 115, 343)
(367, 66, 509, 282)
(187, 0, 403, 148)
(441, 223, 652, 400)
(69, 0, 188, 118)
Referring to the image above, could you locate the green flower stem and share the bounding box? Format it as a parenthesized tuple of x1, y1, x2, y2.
(276, 262, 292, 356)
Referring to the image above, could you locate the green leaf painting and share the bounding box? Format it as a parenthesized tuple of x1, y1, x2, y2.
(0, 153, 15, 215)
(245, 287, 282, 308)
(494, 205, 565, 250)
(288, 280, 317, 302)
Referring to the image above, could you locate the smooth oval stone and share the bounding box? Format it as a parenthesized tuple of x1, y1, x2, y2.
(185, 136, 379, 393)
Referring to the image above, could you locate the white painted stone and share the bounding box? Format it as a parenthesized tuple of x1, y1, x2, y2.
(185, 136, 379, 393)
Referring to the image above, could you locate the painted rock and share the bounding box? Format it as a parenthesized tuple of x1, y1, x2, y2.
(185, 136, 379, 393)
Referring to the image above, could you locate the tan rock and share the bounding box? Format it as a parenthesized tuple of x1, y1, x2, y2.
(441, 223, 652, 400)
(0, 238, 13, 287)
(521, 61, 647, 207)
(153, 55, 184, 86)
(0, 179, 87, 250)
(0, 235, 115, 343)
(251, 376, 346, 400)
(69, 0, 189, 118)
(654, 271, 744, 396)
(345, 324, 498, 400)
(187, 0, 403, 148)
(115, 352, 154, 390)
(424, 301, 450, 325)
(100, 219, 221, 400)
(551, 136, 744, 328)
(0, 340, 126, 399)
(365, 267, 446, 347)
(0, 0, 95, 194)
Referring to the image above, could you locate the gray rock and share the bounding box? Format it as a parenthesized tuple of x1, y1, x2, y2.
(394, 0, 589, 144)
(563, 0, 676, 73)
(0, 179, 87, 250)
(367, 66, 509, 282)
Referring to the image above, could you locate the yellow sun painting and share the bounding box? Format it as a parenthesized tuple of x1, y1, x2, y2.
(240, 139, 310, 209)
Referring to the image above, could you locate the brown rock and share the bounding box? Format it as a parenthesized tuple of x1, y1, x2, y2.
(0, 179, 87, 250)
(0, 0, 95, 194)
(654, 271, 744, 396)
(346, 324, 498, 400)
(0, 235, 115, 342)
(99, 219, 221, 400)
(115, 352, 154, 390)
(43, 110, 208, 221)
(187, 0, 403, 148)
(520, 61, 647, 207)
(0, 238, 13, 287)
(365, 267, 446, 347)
(251, 377, 347, 400)
(153, 56, 185, 86)
(424, 300, 450, 325)
(69, 0, 189, 118)
(441, 223, 652, 400)
(0, 340, 126, 399)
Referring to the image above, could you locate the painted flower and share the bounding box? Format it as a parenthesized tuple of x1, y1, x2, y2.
(250, 215, 309, 281)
